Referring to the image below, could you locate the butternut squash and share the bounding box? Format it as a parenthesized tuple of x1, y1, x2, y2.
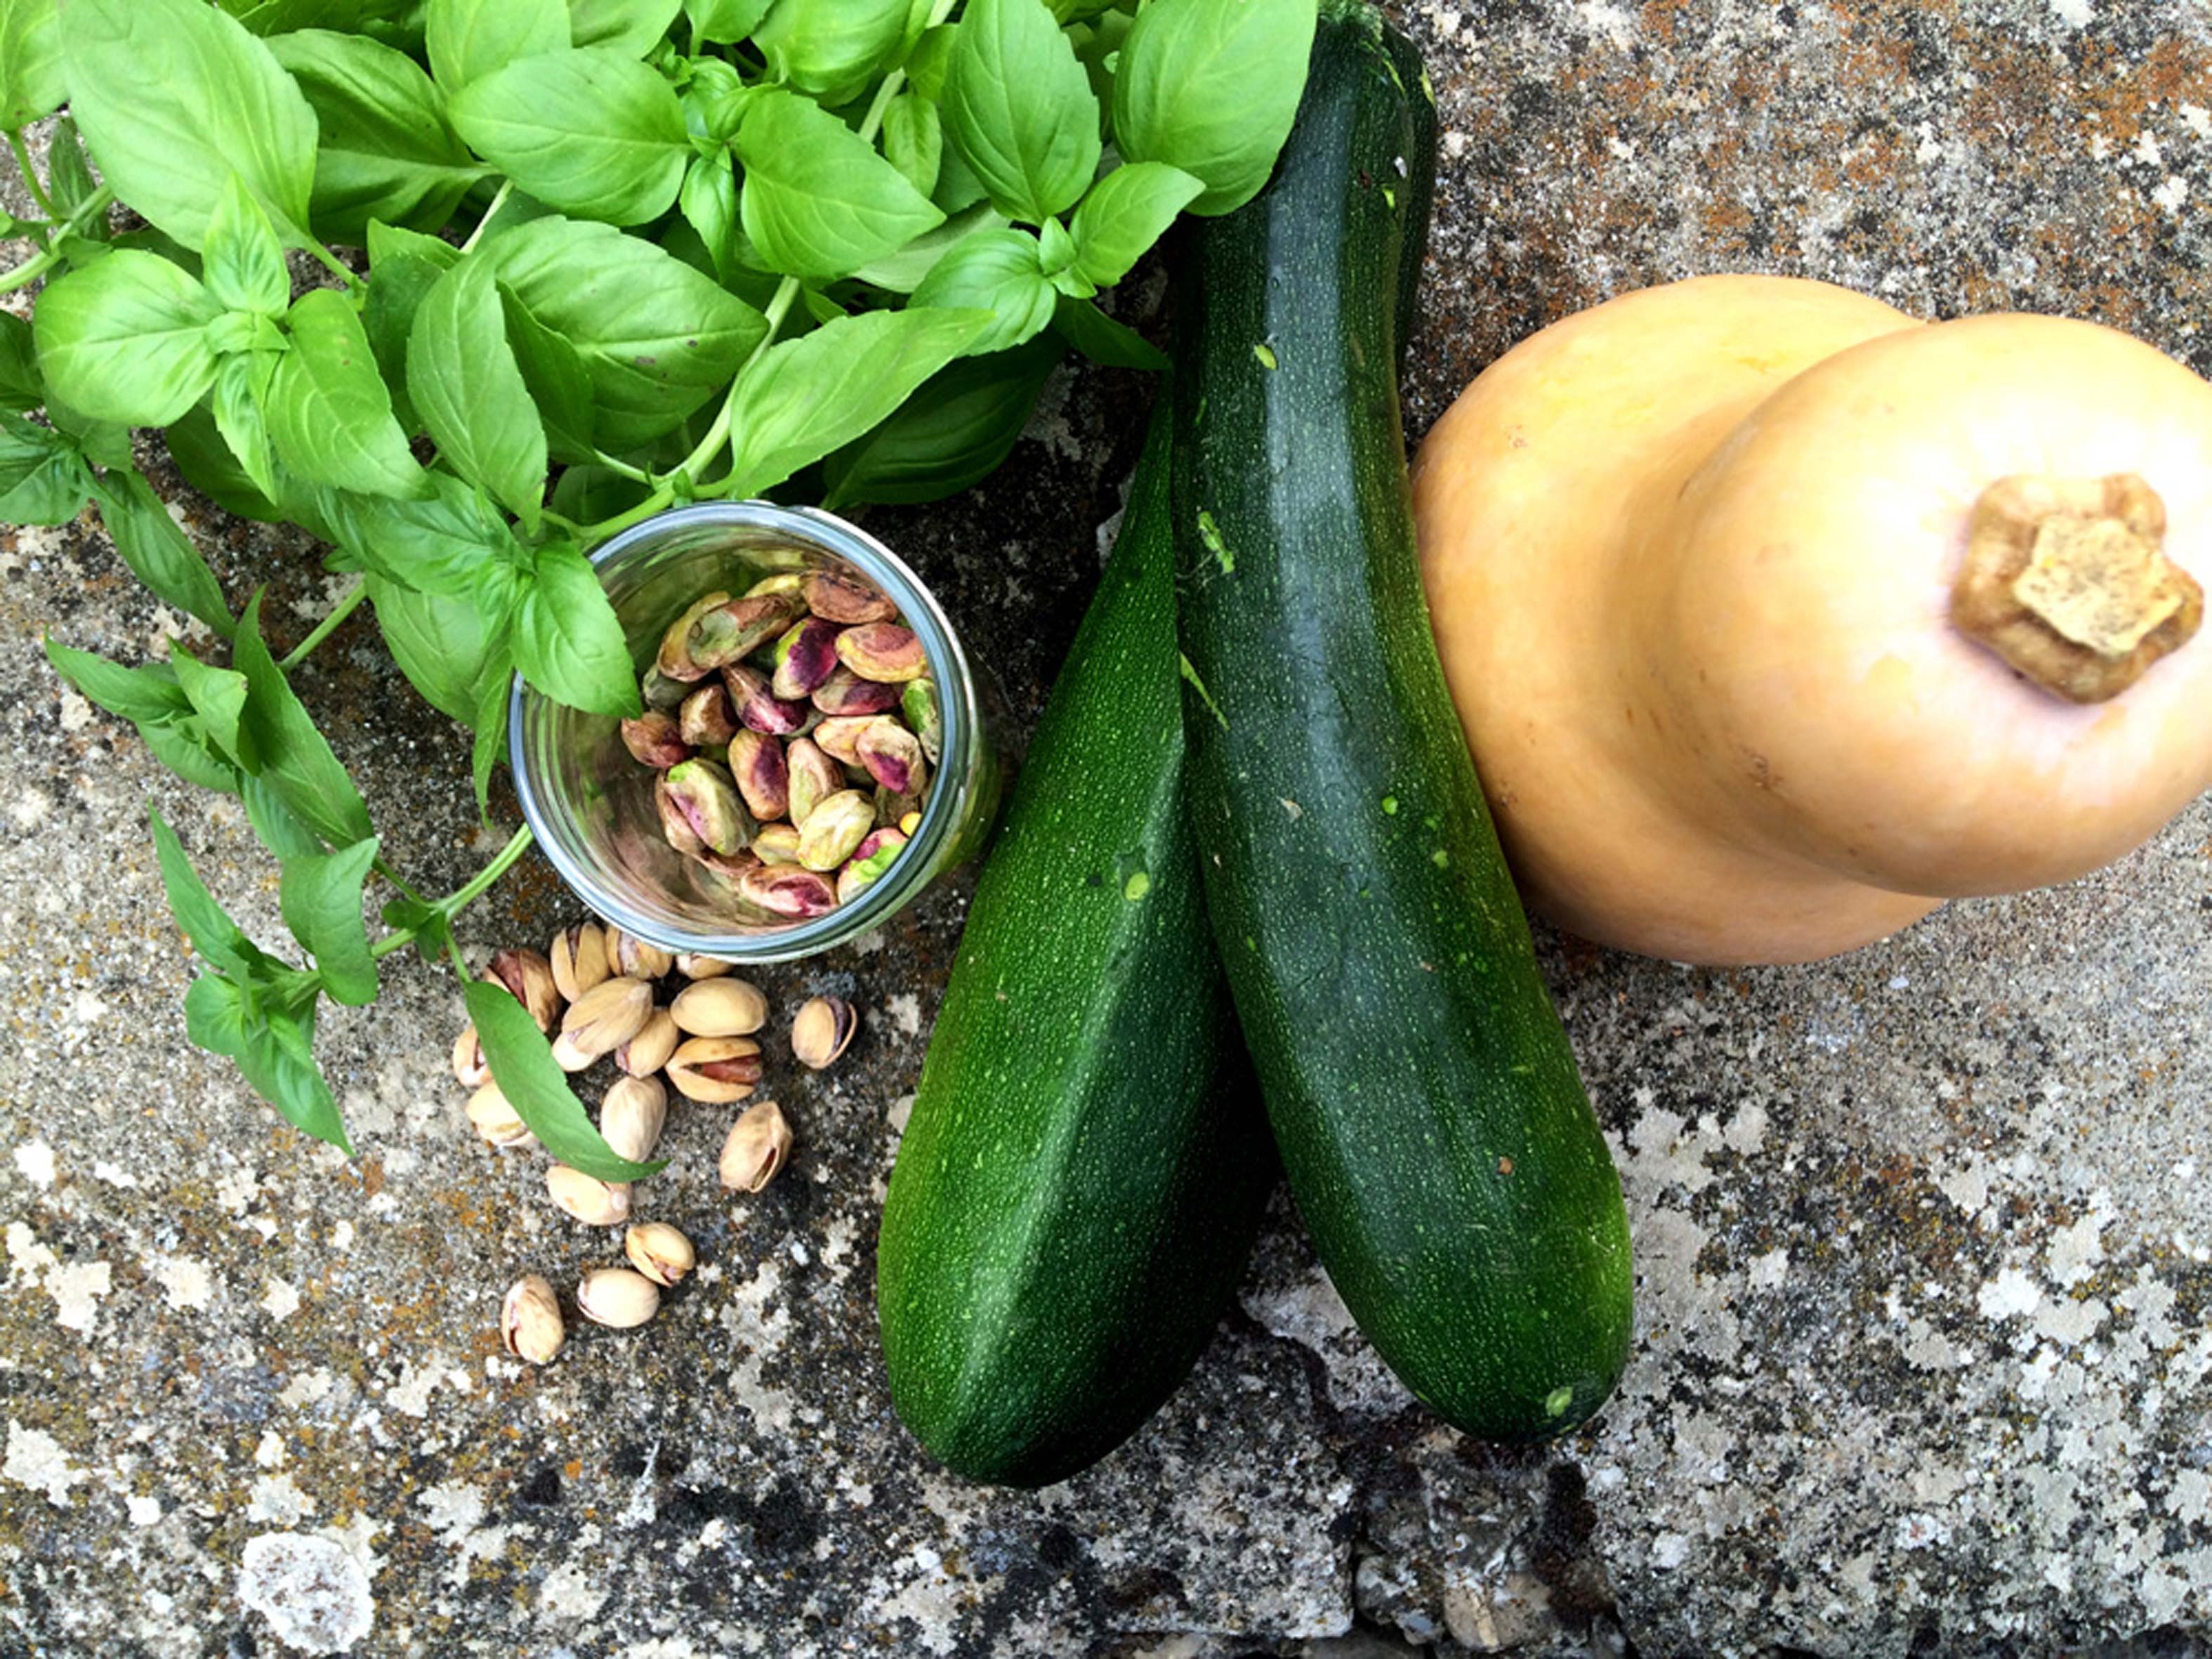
(1411, 274, 2212, 964)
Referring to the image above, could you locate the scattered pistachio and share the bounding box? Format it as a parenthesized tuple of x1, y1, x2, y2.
(790, 995, 858, 1070)
(600, 1074, 668, 1162)
(548, 922, 610, 1004)
(551, 1030, 598, 1073)
(467, 1081, 538, 1150)
(620, 710, 692, 768)
(728, 728, 791, 822)
(671, 976, 768, 1037)
(657, 759, 753, 859)
(751, 820, 803, 863)
(484, 948, 561, 1034)
(811, 714, 874, 768)
(837, 825, 908, 903)
(784, 738, 843, 827)
(720, 1099, 793, 1193)
(687, 591, 804, 671)
(804, 569, 898, 624)
(666, 1035, 763, 1103)
(855, 716, 927, 796)
(798, 789, 876, 872)
(678, 681, 739, 747)
(901, 678, 942, 764)
(605, 927, 675, 981)
(624, 1221, 697, 1287)
(577, 1266, 661, 1328)
(810, 664, 902, 716)
(723, 662, 811, 736)
(546, 1165, 632, 1226)
(501, 1275, 565, 1365)
(835, 622, 926, 683)
(676, 952, 733, 978)
(770, 615, 845, 700)
(560, 976, 654, 1061)
(452, 1023, 491, 1089)
(656, 590, 732, 682)
(617, 1006, 680, 1077)
(736, 863, 838, 919)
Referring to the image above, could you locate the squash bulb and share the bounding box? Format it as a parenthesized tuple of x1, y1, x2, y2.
(1411, 274, 2212, 965)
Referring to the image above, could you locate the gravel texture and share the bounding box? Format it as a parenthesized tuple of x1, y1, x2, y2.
(4, 1, 2212, 1655)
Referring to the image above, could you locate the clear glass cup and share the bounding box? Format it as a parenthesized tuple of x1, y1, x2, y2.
(508, 502, 1003, 963)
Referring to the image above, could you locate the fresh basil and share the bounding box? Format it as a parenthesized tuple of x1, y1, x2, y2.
(362, 221, 462, 433)
(824, 334, 1062, 509)
(753, 0, 913, 107)
(0, 0, 65, 130)
(186, 969, 351, 1153)
(0, 412, 92, 525)
(150, 804, 261, 978)
(234, 589, 377, 851)
(201, 176, 291, 320)
(452, 47, 690, 227)
(882, 91, 944, 199)
(910, 228, 1056, 356)
(678, 151, 739, 281)
(267, 288, 428, 499)
(425, 0, 568, 93)
(277, 837, 381, 1006)
(1112, 0, 1319, 216)
(511, 539, 641, 717)
(1070, 161, 1203, 287)
(1053, 292, 1168, 372)
(93, 471, 237, 641)
(569, 0, 683, 56)
(0, 315, 39, 414)
(683, 0, 771, 45)
(735, 88, 944, 280)
(941, 0, 1100, 225)
(33, 251, 223, 426)
(367, 573, 509, 725)
(408, 257, 548, 529)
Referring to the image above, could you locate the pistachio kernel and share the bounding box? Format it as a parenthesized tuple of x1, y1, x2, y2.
(834, 622, 926, 683)
(798, 789, 876, 872)
(724, 662, 811, 736)
(678, 681, 739, 748)
(803, 569, 898, 624)
(735, 864, 838, 919)
(770, 615, 845, 701)
(810, 664, 903, 717)
(619, 710, 692, 768)
(728, 728, 791, 822)
(751, 821, 804, 864)
(655, 590, 733, 682)
(855, 716, 927, 796)
(784, 738, 844, 827)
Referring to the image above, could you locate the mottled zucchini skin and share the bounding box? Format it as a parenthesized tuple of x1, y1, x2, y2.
(1171, 3, 1634, 1441)
(876, 404, 1272, 1487)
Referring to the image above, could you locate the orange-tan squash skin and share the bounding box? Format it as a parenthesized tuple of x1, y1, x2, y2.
(1411, 274, 2212, 964)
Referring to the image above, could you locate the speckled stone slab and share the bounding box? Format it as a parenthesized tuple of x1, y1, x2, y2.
(4, 2, 2212, 1655)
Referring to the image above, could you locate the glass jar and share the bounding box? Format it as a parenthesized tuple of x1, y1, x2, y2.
(508, 502, 1003, 963)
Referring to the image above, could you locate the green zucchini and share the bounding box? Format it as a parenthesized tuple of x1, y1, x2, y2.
(1171, 2, 1633, 1441)
(876, 402, 1271, 1487)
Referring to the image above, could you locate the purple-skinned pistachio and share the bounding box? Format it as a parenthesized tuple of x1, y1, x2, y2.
(810, 664, 903, 716)
(687, 592, 804, 671)
(836, 825, 909, 904)
(723, 662, 811, 735)
(855, 716, 926, 796)
(736, 863, 838, 919)
(770, 616, 844, 700)
(900, 678, 942, 763)
(803, 569, 897, 624)
(656, 759, 753, 857)
(797, 789, 875, 872)
(655, 590, 732, 682)
(727, 728, 790, 822)
(812, 714, 874, 768)
(695, 846, 763, 886)
(620, 711, 692, 769)
(751, 820, 803, 863)
(678, 681, 739, 747)
(834, 622, 926, 683)
(784, 737, 843, 827)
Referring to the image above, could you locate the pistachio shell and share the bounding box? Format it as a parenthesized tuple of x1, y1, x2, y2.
(605, 928, 675, 981)
(484, 949, 561, 1033)
(501, 1276, 564, 1365)
(671, 976, 768, 1037)
(452, 1024, 491, 1089)
(720, 1099, 793, 1193)
(624, 1221, 697, 1287)
(546, 1165, 631, 1226)
(790, 995, 858, 1070)
(599, 1074, 667, 1162)
(466, 1081, 536, 1150)
(666, 1035, 763, 1103)
(548, 922, 610, 1003)
(675, 953, 735, 979)
(560, 976, 654, 1060)
(615, 1006, 680, 1077)
(551, 1030, 598, 1073)
(576, 1266, 661, 1328)
(803, 569, 897, 624)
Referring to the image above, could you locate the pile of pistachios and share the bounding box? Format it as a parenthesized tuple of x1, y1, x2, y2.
(624, 568, 942, 922)
(457, 918, 859, 1364)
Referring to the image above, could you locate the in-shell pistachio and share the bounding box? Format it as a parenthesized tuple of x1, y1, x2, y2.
(656, 590, 732, 681)
(620, 711, 692, 768)
(901, 678, 942, 764)
(467, 1081, 537, 1150)
(560, 976, 654, 1060)
(720, 1099, 793, 1193)
(616, 1006, 680, 1077)
(671, 976, 768, 1038)
(605, 927, 675, 981)
(736, 864, 838, 918)
(501, 1275, 565, 1365)
(751, 821, 803, 864)
(834, 622, 926, 683)
(666, 1035, 763, 1103)
(687, 592, 804, 671)
(810, 664, 902, 717)
(548, 922, 610, 1004)
(804, 570, 897, 624)
(484, 948, 561, 1034)
(657, 759, 753, 859)
(546, 1165, 632, 1226)
(812, 715, 874, 768)
(728, 728, 791, 822)
(599, 1074, 667, 1162)
(798, 789, 876, 872)
(724, 662, 810, 735)
(452, 1023, 490, 1089)
(770, 615, 845, 700)
(576, 1266, 661, 1328)
(784, 738, 843, 827)
(624, 1221, 697, 1287)
(551, 1030, 598, 1073)
(675, 953, 734, 980)
(790, 995, 858, 1070)
(678, 681, 739, 747)
(836, 825, 908, 903)
(855, 716, 926, 796)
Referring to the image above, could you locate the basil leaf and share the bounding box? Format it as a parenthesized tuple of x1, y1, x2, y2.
(882, 91, 943, 199)
(362, 225, 462, 433)
(466, 976, 663, 1180)
(942, 0, 1100, 225)
(319, 471, 525, 601)
(278, 836, 381, 1006)
(0, 313, 41, 412)
(407, 258, 547, 528)
(150, 804, 257, 976)
(683, 0, 769, 46)
(235, 589, 377, 849)
(379, 892, 451, 963)
(201, 174, 291, 319)
(60, 0, 318, 249)
(33, 251, 223, 426)
(499, 287, 597, 463)
(478, 215, 765, 452)
(909, 226, 1055, 356)
(167, 401, 284, 523)
(1069, 160, 1202, 288)
(1111, 0, 1317, 217)
(0, 412, 93, 525)
(426, 0, 567, 93)
(931, 133, 989, 216)
(44, 119, 107, 238)
(548, 461, 650, 525)
(187, 973, 353, 1153)
(823, 334, 1060, 509)
(735, 88, 944, 281)
(367, 572, 508, 723)
(567, 0, 681, 55)
(242, 773, 323, 863)
(752, 0, 911, 108)
(511, 539, 641, 717)
(268, 288, 429, 499)
(366, 221, 465, 271)
(851, 199, 1006, 294)
(468, 671, 507, 814)
(144, 719, 247, 794)
(93, 471, 237, 641)
(212, 350, 283, 504)
(1053, 292, 1166, 370)
(904, 21, 954, 103)
(169, 648, 254, 769)
(679, 57, 754, 150)
(269, 29, 490, 244)
(678, 151, 738, 283)
(44, 641, 192, 726)
(725, 306, 993, 498)
(0, 0, 64, 130)
(451, 47, 688, 227)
